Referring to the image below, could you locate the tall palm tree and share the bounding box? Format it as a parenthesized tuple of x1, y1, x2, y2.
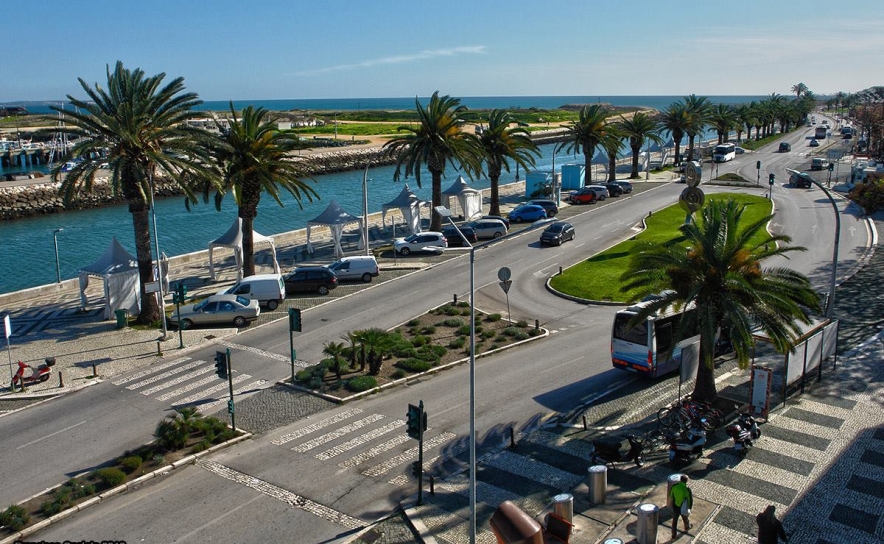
(682, 94, 711, 162)
(51, 61, 219, 324)
(620, 199, 820, 402)
(384, 92, 484, 231)
(709, 104, 739, 143)
(206, 104, 317, 277)
(618, 112, 663, 178)
(791, 82, 808, 98)
(659, 103, 690, 166)
(555, 105, 618, 186)
(603, 126, 623, 182)
(478, 109, 540, 216)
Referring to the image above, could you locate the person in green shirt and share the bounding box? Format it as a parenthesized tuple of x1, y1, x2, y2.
(669, 474, 693, 539)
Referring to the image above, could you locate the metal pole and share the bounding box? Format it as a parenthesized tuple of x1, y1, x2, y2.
(363, 161, 371, 256)
(227, 347, 236, 432)
(808, 178, 841, 318)
(469, 243, 476, 544)
(150, 173, 168, 340)
(53, 228, 63, 283)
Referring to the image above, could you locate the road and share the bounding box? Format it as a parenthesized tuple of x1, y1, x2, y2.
(5, 133, 870, 543)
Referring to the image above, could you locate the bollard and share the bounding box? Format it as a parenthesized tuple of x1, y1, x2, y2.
(552, 493, 574, 523)
(91, 362, 97, 378)
(429, 475, 435, 495)
(157, 340, 163, 357)
(58, 371, 64, 388)
(582, 415, 587, 430)
(559, 266, 563, 275)
(509, 427, 516, 448)
(535, 319, 540, 331)
(635, 503, 659, 544)
(667, 473, 684, 510)
(588, 465, 607, 504)
(453, 294, 457, 304)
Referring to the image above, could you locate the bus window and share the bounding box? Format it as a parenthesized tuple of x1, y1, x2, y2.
(655, 321, 673, 361)
(814, 126, 827, 139)
(712, 143, 736, 162)
(613, 314, 648, 345)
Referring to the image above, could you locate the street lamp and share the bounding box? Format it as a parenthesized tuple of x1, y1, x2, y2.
(149, 172, 168, 341)
(53, 228, 63, 283)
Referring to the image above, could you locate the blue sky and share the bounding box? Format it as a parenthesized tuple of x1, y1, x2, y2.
(2, 0, 881, 102)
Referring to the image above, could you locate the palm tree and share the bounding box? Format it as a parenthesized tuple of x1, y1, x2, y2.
(603, 126, 623, 182)
(556, 105, 618, 186)
(682, 94, 711, 162)
(323, 341, 346, 380)
(207, 104, 317, 277)
(618, 112, 663, 178)
(620, 199, 821, 402)
(384, 92, 484, 231)
(709, 104, 739, 143)
(659, 103, 690, 166)
(51, 61, 219, 324)
(478, 109, 540, 216)
(791, 82, 808, 98)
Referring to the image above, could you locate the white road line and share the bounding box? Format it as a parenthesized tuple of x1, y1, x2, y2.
(315, 420, 405, 461)
(111, 357, 190, 385)
(16, 420, 88, 450)
(361, 432, 455, 477)
(292, 414, 386, 453)
(154, 373, 221, 402)
(218, 341, 306, 365)
(271, 408, 363, 446)
(197, 379, 266, 411)
(140, 366, 215, 396)
(174, 375, 252, 406)
(338, 435, 411, 469)
(125, 360, 204, 390)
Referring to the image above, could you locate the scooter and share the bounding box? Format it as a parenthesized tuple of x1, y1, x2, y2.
(726, 413, 761, 456)
(668, 422, 707, 463)
(590, 434, 645, 468)
(10, 357, 55, 389)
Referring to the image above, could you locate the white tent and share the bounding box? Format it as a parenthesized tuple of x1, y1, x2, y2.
(77, 237, 140, 320)
(441, 176, 482, 220)
(306, 199, 365, 259)
(381, 184, 428, 235)
(208, 218, 280, 281)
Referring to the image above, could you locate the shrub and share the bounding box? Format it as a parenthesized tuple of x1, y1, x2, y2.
(449, 337, 466, 349)
(495, 334, 507, 342)
(457, 325, 471, 336)
(63, 478, 95, 500)
(514, 331, 529, 341)
(418, 344, 446, 359)
(502, 327, 520, 337)
(392, 343, 417, 358)
(94, 467, 127, 489)
(295, 368, 314, 383)
(529, 328, 542, 337)
(191, 440, 211, 454)
(420, 325, 436, 335)
(443, 305, 461, 316)
(461, 308, 471, 316)
(396, 358, 433, 373)
(347, 376, 378, 392)
(154, 419, 186, 451)
(516, 320, 528, 328)
(456, 301, 470, 308)
(482, 329, 496, 339)
(412, 335, 429, 347)
(407, 319, 420, 327)
(119, 455, 143, 474)
(475, 326, 484, 335)
(441, 317, 463, 328)
(41, 499, 63, 517)
(217, 429, 236, 443)
(486, 313, 502, 322)
(391, 369, 406, 379)
(152, 453, 166, 465)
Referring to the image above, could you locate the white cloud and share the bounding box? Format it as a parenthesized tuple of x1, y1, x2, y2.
(296, 46, 487, 76)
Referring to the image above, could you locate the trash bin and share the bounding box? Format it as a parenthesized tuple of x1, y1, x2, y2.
(667, 473, 684, 509)
(114, 309, 129, 329)
(552, 493, 573, 523)
(635, 503, 659, 544)
(588, 465, 607, 504)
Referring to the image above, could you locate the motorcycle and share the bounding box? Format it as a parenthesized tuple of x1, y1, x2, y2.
(590, 434, 645, 468)
(11, 357, 55, 389)
(668, 422, 707, 463)
(726, 413, 761, 456)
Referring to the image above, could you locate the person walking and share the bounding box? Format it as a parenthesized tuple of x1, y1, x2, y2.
(669, 474, 693, 539)
(756, 504, 789, 543)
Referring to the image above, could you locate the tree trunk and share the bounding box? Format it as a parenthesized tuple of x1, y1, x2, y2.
(241, 212, 256, 278)
(691, 360, 718, 403)
(607, 153, 616, 182)
(583, 149, 593, 187)
(430, 169, 443, 231)
(130, 203, 160, 325)
(630, 143, 641, 179)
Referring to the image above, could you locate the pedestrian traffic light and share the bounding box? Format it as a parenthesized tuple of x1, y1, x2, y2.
(828, 162, 835, 171)
(411, 460, 421, 477)
(289, 308, 302, 332)
(176, 283, 188, 301)
(214, 351, 228, 379)
(756, 160, 761, 170)
(406, 403, 422, 440)
(769, 173, 775, 185)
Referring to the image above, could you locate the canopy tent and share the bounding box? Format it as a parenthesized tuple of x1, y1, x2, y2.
(77, 237, 140, 320)
(306, 199, 365, 259)
(441, 176, 482, 220)
(208, 218, 280, 281)
(381, 184, 428, 235)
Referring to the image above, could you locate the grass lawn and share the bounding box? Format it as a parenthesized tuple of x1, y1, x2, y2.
(549, 193, 773, 303)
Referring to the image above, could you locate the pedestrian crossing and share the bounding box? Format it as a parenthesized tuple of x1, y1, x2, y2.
(110, 356, 267, 411)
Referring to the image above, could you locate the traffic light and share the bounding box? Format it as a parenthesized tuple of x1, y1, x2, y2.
(828, 162, 835, 171)
(177, 283, 188, 302)
(768, 173, 775, 185)
(289, 308, 302, 332)
(214, 351, 228, 379)
(406, 403, 422, 440)
(411, 460, 421, 477)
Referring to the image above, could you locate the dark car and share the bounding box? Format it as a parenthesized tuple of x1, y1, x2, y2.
(528, 199, 559, 217)
(539, 221, 575, 246)
(615, 181, 634, 194)
(778, 142, 791, 152)
(509, 204, 547, 223)
(441, 225, 478, 247)
(603, 182, 624, 197)
(791, 172, 813, 189)
(283, 266, 338, 295)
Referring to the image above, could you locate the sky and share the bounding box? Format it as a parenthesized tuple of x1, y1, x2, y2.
(2, 0, 882, 102)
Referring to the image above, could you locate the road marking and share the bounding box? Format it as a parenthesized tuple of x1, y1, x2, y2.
(339, 434, 412, 468)
(125, 360, 204, 390)
(292, 414, 386, 453)
(198, 379, 267, 412)
(361, 432, 455, 477)
(174, 374, 252, 406)
(271, 408, 363, 446)
(140, 366, 215, 396)
(154, 372, 221, 401)
(111, 357, 190, 385)
(198, 459, 364, 529)
(16, 420, 88, 450)
(219, 340, 307, 365)
(315, 420, 405, 461)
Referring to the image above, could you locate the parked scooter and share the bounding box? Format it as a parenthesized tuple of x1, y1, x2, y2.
(668, 422, 707, 463)
(10, 357, 55, 389)
(726, 413, 761, 456)
(590, 435, 645, 468)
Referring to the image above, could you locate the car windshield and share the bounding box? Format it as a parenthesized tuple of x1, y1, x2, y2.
(403, 234, 419, 242)
(234, 296, 250, 306)
(193, 299, 210, 311)
(545, 224, 564, 233)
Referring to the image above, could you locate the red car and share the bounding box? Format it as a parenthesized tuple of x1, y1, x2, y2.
(569, 188, 598, 204)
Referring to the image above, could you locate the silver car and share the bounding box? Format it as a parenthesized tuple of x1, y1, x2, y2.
(169, 294, 260, 329)
(465, 218, 507, 239)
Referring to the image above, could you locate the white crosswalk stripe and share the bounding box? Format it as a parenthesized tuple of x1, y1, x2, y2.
(315, 420, 406, 461)
(155, 373, 226, 402)
(140, 366, 216, 396)
(172, 374, 253, 406)
(112, 357, 190, 385)
(271, 408, 364, 446)
(199, 380, 267, 412)
(292, 414, 386, 453)
(125, 360, 204, 390)
(361, 432, 455, 477)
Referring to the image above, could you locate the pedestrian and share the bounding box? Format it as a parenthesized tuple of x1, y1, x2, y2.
(756, 504, 789, 543)
(669, 474, 692, 539)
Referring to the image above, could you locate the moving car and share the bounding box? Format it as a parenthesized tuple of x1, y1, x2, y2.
(778, 142, 791, 152)
(465, 218, 508, 239)
(809, 138, 820, 147)
(508, 204, 547, 223)
(441, 225, 477, 247)
(528, 199, 559, 217)
(539, 221, 575, 246)
(393, 232, 447, 255)
(569, 187, 598, 204)
(603, 182, 624, 197)
(169, 294, 260, 329)
(327, 255, 379, 282)
(615, 181, 634, 193)
(735, 147, 746, 154)
(283, 266, 338, 295)
(791, 172, 813, 188)
(811, 157, 829, 170)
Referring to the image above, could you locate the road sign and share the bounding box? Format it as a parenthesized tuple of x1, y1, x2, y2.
(144, 281, 160, 294)
(499, 280, 512, 294)
(497, 267, 511, 282)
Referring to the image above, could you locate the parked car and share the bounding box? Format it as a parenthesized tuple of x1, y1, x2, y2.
(441, 225, 477, 247)
(283, 266, 338, 295)
(809, 138, 820, 147)
(465, 218, 508, 239)
(169, 294, 260, 329)
(528, 199, 559, 217)
(481, 215, 510, 228)
(615, 181, 634, 193)
(584, 185, 610, 200)
(778, 142, 791, 152)
(539, 221, 575, 246)
(327, 255, 379, 283)
(508, 204, 547, 223)
(393, 232, 447, 255)
(603, 182, 624, 197)
(218, 273, 285, 310)
(569, 187, 597, 205)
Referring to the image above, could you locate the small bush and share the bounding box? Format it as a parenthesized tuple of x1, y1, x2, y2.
(408, 326, 419, 336)
(475, 326, 484, 335)
(448, 337, 466, 349)
(456, 301, 470, 308)
(491, 343, 500, 350)
(94, 467, 127, 489)
(41, 499, 63, 517)
(502, 327, 520, 337)
(441, 317, 463, 328)
(119, 455, 143, 474)
(152, 453, 166, 465)
(63, 478, 95, 500)
(529, 328, 542, 337)
(457, 325, 471, 336)
(396, 358, 433, 373)
(516, 320, 528, 328)
(482, 329, 496, 339)
(391, 369, 406, 379)
(295, 368, 314, 383)
(217, 429, 236, 443)
(486, 313, 502, 322)
(347, 376, 378, 392)
(191, 440, 211, 454)
(407, 319, 420, 327)
(412, 335, 429, 347)
(443, 305, 461, 316)
(419, 345, 446, 359)
(514, 331, 530, 341)
(461, 308, 471, 316)
(420, 325, 436, 335)
(495, 334, 507, 342)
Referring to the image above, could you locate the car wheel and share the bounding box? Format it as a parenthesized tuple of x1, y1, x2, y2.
(493, 232, 502, 238)
(267, 300, 279, 311)
(318, 285, 330, 296)
(514, 217, 523, 223)
(181, 319, 194, 330)
(361, 273, 372, 283)
(600, 195, 606, 201)
(399, 247, 411, 256)
(233, 316, 247, 327)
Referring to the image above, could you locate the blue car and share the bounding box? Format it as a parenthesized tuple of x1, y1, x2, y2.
(508, 204, 547, 223)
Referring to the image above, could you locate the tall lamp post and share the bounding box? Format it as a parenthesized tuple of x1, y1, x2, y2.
(53, 228, 63, 283)
(149, 172, 168, 341)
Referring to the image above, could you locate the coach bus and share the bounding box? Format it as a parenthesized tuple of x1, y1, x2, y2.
(611, 296, 700, 378)
(712, 143, 736, 163)
(814, 126, 828, 140)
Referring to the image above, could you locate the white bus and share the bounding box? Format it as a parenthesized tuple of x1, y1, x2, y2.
(611, 297, 700, 378)
(712, 143, 736, 163)
(814, 126, 828, 140)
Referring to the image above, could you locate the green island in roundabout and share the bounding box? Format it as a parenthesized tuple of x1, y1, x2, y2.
(550, 193, 773, 303)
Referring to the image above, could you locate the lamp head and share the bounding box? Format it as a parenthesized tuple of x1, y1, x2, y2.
(434, 206, 452, 218)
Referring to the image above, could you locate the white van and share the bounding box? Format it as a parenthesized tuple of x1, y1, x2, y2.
(327, 256, 379, 283)
(811, 157, 829, 171)
(220, 273, 285, 310)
